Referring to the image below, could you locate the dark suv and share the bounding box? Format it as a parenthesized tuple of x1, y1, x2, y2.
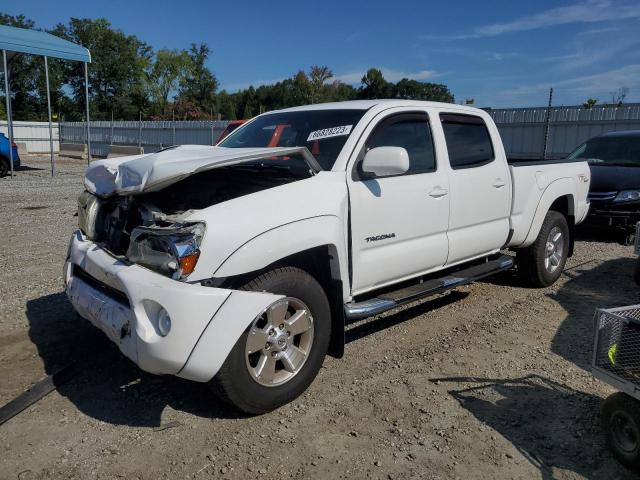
(568, 130, 640, 243)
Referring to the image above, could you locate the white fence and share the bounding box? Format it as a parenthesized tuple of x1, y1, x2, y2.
(25, 104, 640, 160)
(489, 104, 640, 158)
(60, 120, 231, 158)
(0, 121, 60, 154)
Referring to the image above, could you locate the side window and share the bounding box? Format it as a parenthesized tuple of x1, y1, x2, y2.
(365, 114, 436, 175)
(440, 113, 495, 169)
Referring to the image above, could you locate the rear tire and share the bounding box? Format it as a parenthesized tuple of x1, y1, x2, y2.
(0, 157, 8, 177)
(602, 393, 640, 472)
(209, 267, 331, 414)
(517, 210, 569, 287)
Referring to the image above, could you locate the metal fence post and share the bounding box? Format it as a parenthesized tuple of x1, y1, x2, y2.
(172, 110, 176, 145)
(111, 110, 114, 145)
(2, 50, 15, 178)
(542, 87, 553, 160)
(84, 62, 91, 164)
(44, 56, 55, 177)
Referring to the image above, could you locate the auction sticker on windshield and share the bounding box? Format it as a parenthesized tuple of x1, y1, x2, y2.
(307, 125, 353, 142)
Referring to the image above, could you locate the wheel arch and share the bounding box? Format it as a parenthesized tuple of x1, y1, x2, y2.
(519, 177, 577, 251)
(212, 216, 349, 359)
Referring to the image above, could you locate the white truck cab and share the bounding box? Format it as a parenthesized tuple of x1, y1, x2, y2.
(65, 100, 590, 413)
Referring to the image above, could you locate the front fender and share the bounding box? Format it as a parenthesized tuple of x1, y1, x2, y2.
(213, 215, 350, 299)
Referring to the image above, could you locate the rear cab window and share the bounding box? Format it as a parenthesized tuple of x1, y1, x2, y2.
(440, 113, 495, 169)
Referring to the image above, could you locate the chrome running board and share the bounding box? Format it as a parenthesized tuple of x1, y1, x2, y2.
(344, 255, 514, 320)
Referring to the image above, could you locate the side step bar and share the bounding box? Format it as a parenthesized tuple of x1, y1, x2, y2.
(344, 255, 514, 320)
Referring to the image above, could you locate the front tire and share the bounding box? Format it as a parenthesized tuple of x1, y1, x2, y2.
(517, 210, 569, 287)
(209, 267, 331, 414)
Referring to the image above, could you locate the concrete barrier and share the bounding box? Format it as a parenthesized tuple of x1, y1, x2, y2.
(107, 145, 145, 158)
(59, 143, 87, 159)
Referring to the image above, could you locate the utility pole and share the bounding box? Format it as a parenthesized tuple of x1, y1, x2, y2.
(542, 87, 553, 161)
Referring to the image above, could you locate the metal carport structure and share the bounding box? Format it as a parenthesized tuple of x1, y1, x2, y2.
(0, 24, 91, 177)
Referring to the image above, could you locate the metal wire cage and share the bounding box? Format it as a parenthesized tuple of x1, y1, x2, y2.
(593, 305, 640, 400)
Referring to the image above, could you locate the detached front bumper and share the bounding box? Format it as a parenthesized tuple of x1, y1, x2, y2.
(64, 230, 282, 382)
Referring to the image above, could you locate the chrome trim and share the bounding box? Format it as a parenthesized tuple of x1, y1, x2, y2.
(343, 298, 397, 321)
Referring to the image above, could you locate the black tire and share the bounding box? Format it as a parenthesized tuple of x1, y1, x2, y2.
(602, 392, 640, 472)
(0, 156, 8, 178)
(634, 258, 640, 286)
(209, 267, 331, 414)
(516, 210, 570, 287)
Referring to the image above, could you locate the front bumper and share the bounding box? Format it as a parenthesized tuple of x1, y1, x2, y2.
(64, 230, 282, 382)
(584, 204, 640, 230)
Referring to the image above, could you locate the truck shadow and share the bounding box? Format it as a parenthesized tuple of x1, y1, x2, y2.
(575, 225, 631, 245)
(430, 374, 629, 479)
(345, 291, 469, 343)
(25, 293, 246, 427)
(550, 257, 640, 372)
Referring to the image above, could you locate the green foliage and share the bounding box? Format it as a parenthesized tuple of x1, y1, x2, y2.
(582, 98, 598, 109)
(393, 78, 454, 103)
(177, 43, 219, 118)
(146, 49, 191, 117)
(0, 13, 455, 122)
(359, 68, 391, 99)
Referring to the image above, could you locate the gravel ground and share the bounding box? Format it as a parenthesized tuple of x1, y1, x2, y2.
(1, 156, 640, 479)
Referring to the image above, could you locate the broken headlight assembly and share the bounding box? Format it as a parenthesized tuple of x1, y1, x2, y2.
(126, 223, 205, 280)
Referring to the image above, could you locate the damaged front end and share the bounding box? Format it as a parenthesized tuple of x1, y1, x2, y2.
(77, 147, 316, 281)
(78, 190, 203, 280)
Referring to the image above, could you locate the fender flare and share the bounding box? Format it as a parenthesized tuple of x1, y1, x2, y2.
(519, 177, 576, 248)
(213, 215, 350, 300)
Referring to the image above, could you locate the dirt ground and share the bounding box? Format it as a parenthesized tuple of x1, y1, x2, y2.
(1, 156, 640, 479)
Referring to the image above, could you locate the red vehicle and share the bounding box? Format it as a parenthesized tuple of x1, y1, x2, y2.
(216, 120, 247, 143)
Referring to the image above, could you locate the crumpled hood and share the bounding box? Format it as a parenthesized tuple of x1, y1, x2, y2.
(84, 145, 320, 197)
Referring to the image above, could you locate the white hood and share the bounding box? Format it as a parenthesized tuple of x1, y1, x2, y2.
(84, 145, 322, 197)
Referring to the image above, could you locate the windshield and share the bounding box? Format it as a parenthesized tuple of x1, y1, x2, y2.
(219, 109, 367, 170)
(567, 135, 640, 166)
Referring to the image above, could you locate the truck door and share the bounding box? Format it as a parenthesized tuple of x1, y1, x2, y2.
(348, 110, 450, 295)
(439, 113, 511, 265)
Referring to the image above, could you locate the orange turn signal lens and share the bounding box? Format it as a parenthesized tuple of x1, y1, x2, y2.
(178, 251, 200, 276)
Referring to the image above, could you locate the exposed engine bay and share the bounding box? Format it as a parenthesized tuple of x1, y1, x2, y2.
(78, 165, 308, 260)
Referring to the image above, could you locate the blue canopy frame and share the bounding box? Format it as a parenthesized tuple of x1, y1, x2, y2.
(0, 24, 92, 177)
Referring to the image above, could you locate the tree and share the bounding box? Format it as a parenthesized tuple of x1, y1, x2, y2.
(178, 43, 218, 116)
(51, 17, 152, 120)
(308, 65, 333, 103)
(610, 87, 629, 106)
(0, 14, 49, 120)
(582, 98, 598, 109)
(359, 68, 391, 99)
(393, 79, 454, 103)
(146, 49, 191, 117)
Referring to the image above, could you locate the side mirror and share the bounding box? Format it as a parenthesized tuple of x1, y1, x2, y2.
(362, 146, 410, 178)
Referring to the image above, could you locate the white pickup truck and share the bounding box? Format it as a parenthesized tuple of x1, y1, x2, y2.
(64, 100, 590, 413)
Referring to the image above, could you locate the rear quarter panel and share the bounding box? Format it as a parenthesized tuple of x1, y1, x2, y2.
(508, 161, 590, 247)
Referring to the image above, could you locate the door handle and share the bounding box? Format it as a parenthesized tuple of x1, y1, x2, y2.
(493, 179, 506, 188)
(428, 187, 448, 198)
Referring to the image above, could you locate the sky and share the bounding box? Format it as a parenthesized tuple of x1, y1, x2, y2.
(4, 0, 640, 108)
